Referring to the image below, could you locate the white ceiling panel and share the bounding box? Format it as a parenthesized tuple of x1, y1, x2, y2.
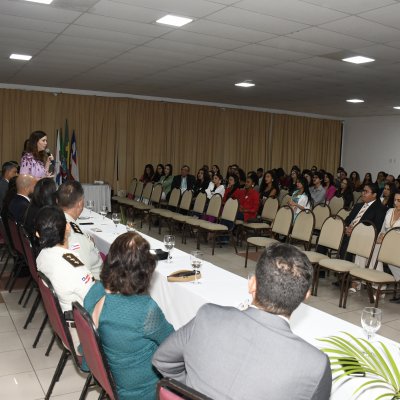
(300, 0, 396, 14)
(0, 26, 57, 43)
(353, 44, 400, 62)
(236, 0, 347, 25)
(125, 46, 206, 64)
(214, 51, 282, 67)
(0, 13, 67, 34)
(360, 3, 400, 30)
(206, 7, 308, 35)
(236, 44, 310, 61)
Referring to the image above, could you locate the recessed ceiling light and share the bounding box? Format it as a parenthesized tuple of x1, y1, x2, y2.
(235, 81, 255, 88)
(156, 14, 193, 27)
(393, 106, 400, 110)
(342, 56, 375, 64)
(24, 0, 53, 4)
(9, 53, 32, 61)
(346, 99, 364, 103)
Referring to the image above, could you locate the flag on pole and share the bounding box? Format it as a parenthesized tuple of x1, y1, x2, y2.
(61, 119, 69, 181)
(55, 129, 62, 185)
(70, 130, 79, 181)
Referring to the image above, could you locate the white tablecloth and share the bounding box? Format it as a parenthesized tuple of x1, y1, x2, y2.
(80, 209, 400, 400)
(81, 183, 111, 213)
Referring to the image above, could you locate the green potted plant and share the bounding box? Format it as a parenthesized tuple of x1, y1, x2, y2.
(319, 332, 400, 399)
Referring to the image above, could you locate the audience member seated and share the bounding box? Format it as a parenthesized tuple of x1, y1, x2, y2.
(140, 164, 155, 185)
(8, 174, 36, 225)
(334, 167, 347, 188)
(192, 168, 209, 197)
(0, 161, 18, 211)
(380, 182, 396, 209)
(288, 176, 312, 218)
(350, 171, 362, 192)
(276, 167, 289, 189)
(152, 243, 332, 400)
(386, 174, 395, 184)
(256, 167, 264, 187)
(36, 206, 95, 313)
(334, 178, 353, 210)
(159, 163, 173, 200)
(302, 169, 312, 188)
(24, 178, 57, 240)
(236, 175, 259, 222)
(171, 165, 196, 193)
(0, 176, 18, 241)
(323, 173, 336, 203)
(152, 164, 164, 183)
(310, 172, 326, 206)
(259, 170, 279, 204)
(360, 172, 372, 190)
(222, 174, 240, 206)
(57, 181, 103, 280)
(288, 168, 300, 195)
(375, 171, 387, 195)
(20, 130, 54, 179)
(205, 173, 225, 200)
(235, 167, 247, 188)
(84, 232, 173, 400)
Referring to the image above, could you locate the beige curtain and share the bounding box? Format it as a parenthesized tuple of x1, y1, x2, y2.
(0, 88, 342, 190)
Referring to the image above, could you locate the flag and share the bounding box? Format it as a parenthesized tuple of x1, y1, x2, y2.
(55, 129, 62, 185)
(61, 119, 69, 181)
(70, 130, 79, 181)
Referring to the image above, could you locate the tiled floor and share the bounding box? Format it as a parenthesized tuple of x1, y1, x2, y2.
(1, 223, 400, 399)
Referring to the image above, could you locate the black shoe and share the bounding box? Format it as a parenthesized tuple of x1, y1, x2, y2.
(389, 297, 400, 304)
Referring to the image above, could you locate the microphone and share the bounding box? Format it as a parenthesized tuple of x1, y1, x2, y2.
(45, 148, 55, 174)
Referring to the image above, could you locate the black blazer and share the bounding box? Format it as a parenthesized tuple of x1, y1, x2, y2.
(171, 174, 196, 191)
(8, 194, 30, 225)
(345, 200, 386, 232)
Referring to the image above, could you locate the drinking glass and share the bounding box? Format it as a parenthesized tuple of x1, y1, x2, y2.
(190, 250, 203, 284)
(111, 213, 121, 234)
(99, 205, 107, 220)
(86, 200, 94, 215)
(126, 217, 136, 232)
(163, 235, 175, 263)
(361, 307, 382, 341)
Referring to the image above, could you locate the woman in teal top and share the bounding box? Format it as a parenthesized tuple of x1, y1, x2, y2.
(83, 232, 173, 400)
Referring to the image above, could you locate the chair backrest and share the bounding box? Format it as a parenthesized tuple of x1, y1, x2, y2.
(157, 378, 212, 400)
(168, 188, 181, 209)
(328, 196, 344, 216)
(133, 181, 144, 200)
(19, 226, 38, 284)
(37, 272, 77, 359)
(290, 209, 315, 244)
(278, 189, 288, 204)
(336, 208, 350, 221)
(220, 198, 238, 223)
(128, 178, 137, 195)
(376, 227, 400, 268)
(192, 192, 207, 215)
(261, 197, 279, 222)
(347, 221, 377, 259)
(179, 190, 193, 212)
(271, 206, 293, 236)
(280, 194, 291, 207)
(72, 302, 119, 400)
(205, 194, 222, 219)
(141, 182, 153, 203)
(150, 184, 163, 205)
(312, 204, 331, 231)
(317, 216, 344, 251)
(353, 191, 362, 204)
(7, 217, 24, 255)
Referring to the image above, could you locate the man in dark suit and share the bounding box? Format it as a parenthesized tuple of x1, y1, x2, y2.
(8, 174, 36, 225)
(0, 161, 18, 211)
(340, 182, 386, 259)
(153, 243, 332, 400)
(171, 165, 196, 193)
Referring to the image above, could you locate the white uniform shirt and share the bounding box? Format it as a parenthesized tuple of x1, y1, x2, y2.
(36, 246, 95, 312)
(205, 182, 225, 199)
(65, 212, 102, 280)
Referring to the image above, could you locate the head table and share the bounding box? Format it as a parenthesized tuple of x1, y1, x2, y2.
(80, 208, 399, 400)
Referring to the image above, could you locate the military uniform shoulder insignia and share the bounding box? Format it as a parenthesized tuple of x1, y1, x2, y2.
(63, 253, 84, 267)
(70, 222, 83, 235)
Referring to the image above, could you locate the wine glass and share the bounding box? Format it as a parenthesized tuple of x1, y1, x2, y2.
(126, 217, 136, 232)
(190, 250, 203, 284)
(163, 235, 175, 263)
(86, 200, 94, 215)
(111, 213, 121, 234)
(361, 307, 382, 341)
(99, 205, 107, 220)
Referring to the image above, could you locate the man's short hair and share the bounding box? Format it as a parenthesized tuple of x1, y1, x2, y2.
(365, 182, 379, 195)
(255, 243, 313, 317)
(57, 181, 84, 208)
(2, 161, 18, 176)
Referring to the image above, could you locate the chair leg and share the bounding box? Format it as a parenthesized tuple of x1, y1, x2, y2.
(45, 348, 69, 400)
(211, 233, 216, 256)
(366, 283, 375, 304)
(18, 277, 32, 305)
(0, 254, 9, 280)
(342, 275, 352, 308)
(33, 314, 48, 348)
(6, 260, 24, 293)
(339, 273, 348, 308)
(98, 389, 106, 400)
(23, 284, 36, 308)
(196, 229, 201, 250)
(231, 232, 238, 254)
(244, 242, 250, 268)
(23, 293, 41, 329)
(79, 374, 93, 400)
(313, 265, 321, 296)
(45, 333, 56, 356)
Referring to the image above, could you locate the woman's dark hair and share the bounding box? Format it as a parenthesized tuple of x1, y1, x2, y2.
(384, 182, 396, 208)
(153, 164, 165, 182)
(225, 174, 240, 201)
(32, 178, 57, 207)
(164, 163, 173, 177)
(100, 232, 156, 295)
(211, 173, 223, 191)
(142, 164, 154, 182)
(297, 176, 313, 208)
(275, 168, 285, 179)
(26, 130, 47, 162)
(259, 170, 279, 196)
(237, 168, 246, 184)
(323, 172, 334, 188)
(35, 206, 66, 249)
(211, 165, 221, 175)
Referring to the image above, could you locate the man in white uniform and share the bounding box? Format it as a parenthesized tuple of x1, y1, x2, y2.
(57, 181, 103, 279)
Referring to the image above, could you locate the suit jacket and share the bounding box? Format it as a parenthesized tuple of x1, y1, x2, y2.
(153, 304, 332, 400)
(0, 178, 9, 211)
(171, 174, 196, 191)
(8, 194, 30, 225)
(345, 199, 386, 232)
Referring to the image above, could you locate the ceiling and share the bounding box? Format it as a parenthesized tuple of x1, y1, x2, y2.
(2, 0, 400, 118)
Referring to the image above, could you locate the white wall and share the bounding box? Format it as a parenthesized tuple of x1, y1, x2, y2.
(342, 116, 400, 179)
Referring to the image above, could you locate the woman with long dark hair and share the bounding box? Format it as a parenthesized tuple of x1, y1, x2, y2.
(288, 176, 313, 218)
